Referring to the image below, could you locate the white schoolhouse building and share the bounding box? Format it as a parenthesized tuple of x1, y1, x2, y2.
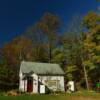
(19, 61, 65, 93)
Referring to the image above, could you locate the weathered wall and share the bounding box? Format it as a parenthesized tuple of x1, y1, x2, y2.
(32, 73, 38, 93)
(19, 71, 27, 92)
(19, 71, 65, 93)
(38, 75, 65, 91)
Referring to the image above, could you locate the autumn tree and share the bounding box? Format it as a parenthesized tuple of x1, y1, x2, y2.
(83, 12, 100, 89)
(34, 12, 61, 63)
(24, 25, 50, 62)
(1, 36, 35, 89)
(2, 36, 34, 66)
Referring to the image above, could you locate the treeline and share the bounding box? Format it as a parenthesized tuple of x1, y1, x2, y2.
(0, 11, 100, 91)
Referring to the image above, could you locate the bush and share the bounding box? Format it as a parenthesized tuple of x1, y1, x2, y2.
(7, 90, 18, 96)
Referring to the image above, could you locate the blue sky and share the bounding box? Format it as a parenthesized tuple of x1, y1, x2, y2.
(0, 0, 99, 47)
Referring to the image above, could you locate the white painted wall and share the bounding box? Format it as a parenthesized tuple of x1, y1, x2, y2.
(19, 71, 27, 92)
(38, 75, 65, 91)
(32, 73, 38, 93)
(19, 71, 65, 93)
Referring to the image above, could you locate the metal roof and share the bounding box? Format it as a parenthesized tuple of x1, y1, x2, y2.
(20, 61, 65, 75)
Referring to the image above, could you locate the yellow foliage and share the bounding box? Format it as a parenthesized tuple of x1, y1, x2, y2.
(92, 55, 100, 63)
(95, 46, 100, 51)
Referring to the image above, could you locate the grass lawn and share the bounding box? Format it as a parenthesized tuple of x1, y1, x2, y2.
(0, 92, 100, 100)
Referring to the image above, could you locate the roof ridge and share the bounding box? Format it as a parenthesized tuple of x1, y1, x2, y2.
(21, 61, 59, 65)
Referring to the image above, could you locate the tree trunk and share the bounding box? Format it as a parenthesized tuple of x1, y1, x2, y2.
(82, 58, 89, 90)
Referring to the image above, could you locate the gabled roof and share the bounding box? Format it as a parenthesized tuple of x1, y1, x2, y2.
(20, 61, 65, 75)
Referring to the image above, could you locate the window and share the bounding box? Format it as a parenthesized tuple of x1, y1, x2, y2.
(45, 80, 60, 90)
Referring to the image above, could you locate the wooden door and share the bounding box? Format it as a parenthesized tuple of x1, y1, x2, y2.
(27, 77, 33, 92)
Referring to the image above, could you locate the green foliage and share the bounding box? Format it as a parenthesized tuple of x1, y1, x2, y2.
(65, 65, 78, 80)
(83, 12, 100, 88)
(84, 60, 96, 70)
(0, 62, 17, 91)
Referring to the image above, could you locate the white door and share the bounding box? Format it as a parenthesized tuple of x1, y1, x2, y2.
(40, 85, 45, 93)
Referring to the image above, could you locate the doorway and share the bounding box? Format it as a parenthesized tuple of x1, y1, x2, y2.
(27, 77, 33, 92)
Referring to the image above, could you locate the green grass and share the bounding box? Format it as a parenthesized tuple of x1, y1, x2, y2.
(0, 92, 100, 100)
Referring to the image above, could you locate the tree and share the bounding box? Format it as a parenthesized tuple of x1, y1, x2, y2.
(83, 12, 100, 89)
(24, 13, 61, 63)
(34, 12, 61, 63)
(0, 56, 17, 91)
(1, 36, 34, 90)
(2, 36, 34, 65)
(59, 15, 85, 87)
(60, 33, 83, 83)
